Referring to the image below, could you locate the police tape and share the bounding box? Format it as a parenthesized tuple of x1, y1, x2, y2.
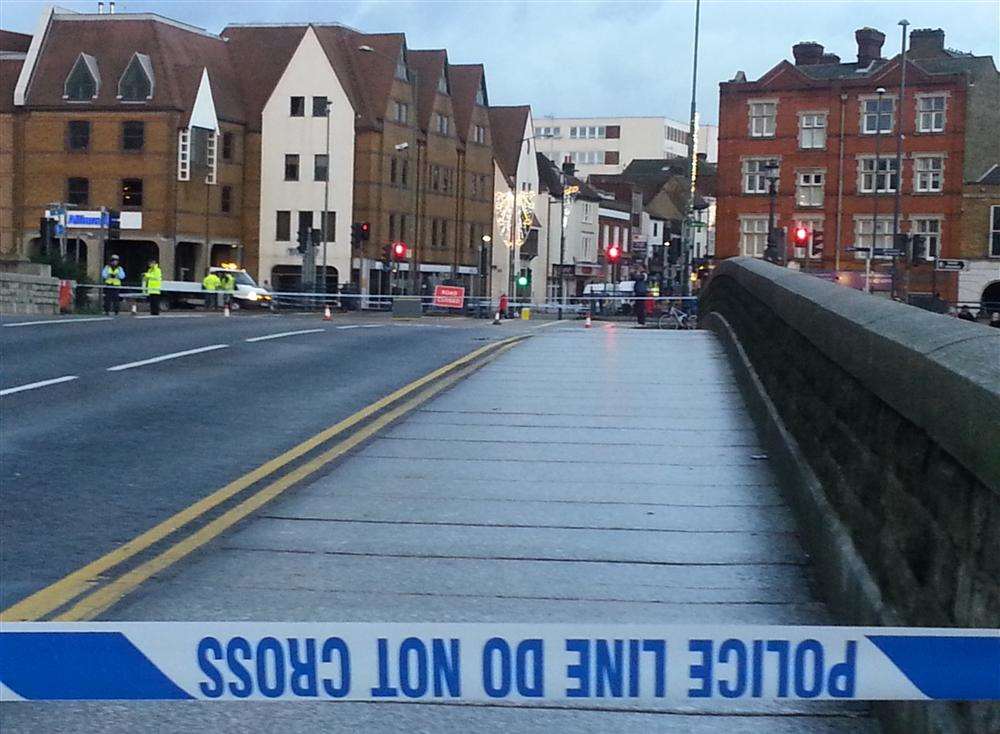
(1, 623, 997, 703)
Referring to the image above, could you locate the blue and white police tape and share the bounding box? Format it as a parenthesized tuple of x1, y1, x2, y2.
(1, 623, 997, 702)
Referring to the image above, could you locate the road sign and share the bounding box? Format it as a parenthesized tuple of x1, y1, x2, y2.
(845, 247, 870, 253)
(873, 248, 905, 257)
(432, 285, 465, 309)
(935, 259, 967, 272)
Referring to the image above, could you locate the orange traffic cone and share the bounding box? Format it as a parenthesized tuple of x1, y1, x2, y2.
(585, 312, 592, 328)
(492, 311, 501, 325)
(323, 305, 332, 321)
(223, 303, 231, 317)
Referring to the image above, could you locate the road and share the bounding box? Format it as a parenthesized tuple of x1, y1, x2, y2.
(0, 311, 526, 611)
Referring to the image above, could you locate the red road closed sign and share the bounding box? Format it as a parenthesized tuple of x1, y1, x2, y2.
(433, 285, 465, 309)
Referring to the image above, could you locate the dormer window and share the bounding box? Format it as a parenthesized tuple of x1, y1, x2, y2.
(475, 80, 487, 106)
(395, 49, 409, 81)
(64, 53, 99, 101)
(437, 70, 449, 95)
(118, 53, 154, 101)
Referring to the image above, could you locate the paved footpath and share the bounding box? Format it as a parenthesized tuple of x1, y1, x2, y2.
(2, 322, 879, 733)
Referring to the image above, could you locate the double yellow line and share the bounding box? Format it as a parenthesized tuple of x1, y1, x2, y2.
(1, 335, 527, 623)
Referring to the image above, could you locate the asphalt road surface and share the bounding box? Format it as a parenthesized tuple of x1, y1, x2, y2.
(0, 311, 518, 610)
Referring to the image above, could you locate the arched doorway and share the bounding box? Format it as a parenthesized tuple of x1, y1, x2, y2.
(981, 281, 1000, 314)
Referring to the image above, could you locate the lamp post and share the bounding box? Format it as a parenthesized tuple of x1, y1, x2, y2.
(763, 162, 780, 260)
(892, 20, 910, 299)
(358, 44, 420, 294)
(320, 99, 332, 294)
(481, 234, 491, 299)
(868, 86, 887, 294)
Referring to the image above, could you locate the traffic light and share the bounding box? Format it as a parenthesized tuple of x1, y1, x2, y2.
(607, 244, 622, 263)
(910, 234, 928, 265)
(792, 225, 810, 248)
(812, 230, 825, 255)
(297, 226, 310, 254)
(516, 270, 530, 287)
(391, 241, 408, 261)
(351, 222, 370, 247)
(107, 210, 121, 241)
(39, 217, 55, 249)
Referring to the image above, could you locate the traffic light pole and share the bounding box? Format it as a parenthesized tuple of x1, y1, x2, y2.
(681, 0, 701, 297)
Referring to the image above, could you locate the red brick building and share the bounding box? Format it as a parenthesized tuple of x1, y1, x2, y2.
(716, 27, 999, 301)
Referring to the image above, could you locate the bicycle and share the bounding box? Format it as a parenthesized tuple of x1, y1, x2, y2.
(657, 303, 697, 330)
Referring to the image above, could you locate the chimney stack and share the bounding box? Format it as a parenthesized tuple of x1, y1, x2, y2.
(820, 52, 841, 64)
(109, 1, 116, 14)
(855, 27, 886, 67)
(792, 42, 825, 66)
(97, 1, 104, 13)
(909, 28, 945, 58)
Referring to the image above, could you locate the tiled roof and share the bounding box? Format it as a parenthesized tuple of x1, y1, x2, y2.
(449, 63, 484, 143)
(408, 49, 448, 134)
(488, 105, 530, 180)
(24, 14, 245, 122)
(221, 25, 307, 132)
(0, 58, 24, 112)
(0, 30, 31, 52)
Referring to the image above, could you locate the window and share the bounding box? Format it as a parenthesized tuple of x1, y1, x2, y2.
(67, 121, 90, 151)
(312, 96, 329, 117)
(739, 216, 770, 257)
(475, 83, 486, 105)
(118, 53, 153, 101)
(473, 125, 487, 144)
(298, 211, 313, 236)
(285, 154, 300, 181)
(121, 178, 143, 207)
(917, 95, 946, 133)
(437, 71, 448, 94)
(290, 97, 305, 117)
(222, 131, 234, 161)
(796, 171, 824, 207)
(855, 217, 894, 256)
(276, 211, 291, 241)
(122, 121, 144, 151)
(861, 97, 894, 134)
(911, 217, 941, 259)
(401, 159, 409, 188)
(442, 168, 452, 193)
(914, 156, 944, 193)
(434, 113, 450, 135)
(569, 126, 579, 139)
(314, 154, 328, 182)
(220, 185, 232, 213)
(749, 101, 776, 137)
(606, 125, 620, 139)
(67, 177, 89, 206)
(859, 157, 898, 193)
(431, 219, 439, 247)
(395, 50, 409, 81)
(991, 205, 1000, 257)
(320, 211, 336, 239)
(388, 213, 397, 242)
(64, 54, 98, 101)
(441, 220, 449, 248)
(742, 158, 779, 194)
(390, 157, 398, 185)
(606, 151, 620, 165)
(392, 100, 409, 124)
(799, 113, 827, 149)
(571, 151, 605, 165)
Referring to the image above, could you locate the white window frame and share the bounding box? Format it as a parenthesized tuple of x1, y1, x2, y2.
(742, 157, 780, 195)
(909, 216, 942, 259)
(392, 100, 409, 124)
(739, 215, 770, 258)
(748, 99, 777, 138)
(858, 156, 898, 194)
(854, 216, 895, 259)
(916, 93, 947, 133)
(795, 170, 825, 207)
(913, 155, 944, 193)
(177, 129, 190, 181)
(860, 95, 896, 135)
(798, 111, 827, 149)
(991, 205, 1000, 258)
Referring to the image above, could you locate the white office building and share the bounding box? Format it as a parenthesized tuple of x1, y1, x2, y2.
(533, 116, 718, 177)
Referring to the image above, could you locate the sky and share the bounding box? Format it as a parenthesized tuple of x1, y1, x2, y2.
(3, 0, 998, 124)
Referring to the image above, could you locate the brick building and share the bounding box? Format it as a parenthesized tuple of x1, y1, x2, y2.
(716, 27, 999, 302)
(6, 8, 248, 285)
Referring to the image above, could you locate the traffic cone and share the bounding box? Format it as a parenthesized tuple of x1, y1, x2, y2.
(131, 302, 137, 315)
(492, 310, 501, 325)
(223, 303, 231, 318)
(585, 312, 592, 328)
(323, 305, 332, 321)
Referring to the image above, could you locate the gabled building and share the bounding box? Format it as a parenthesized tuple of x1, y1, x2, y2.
(716, 26, 999, 302)
(8, 7, 247, 284)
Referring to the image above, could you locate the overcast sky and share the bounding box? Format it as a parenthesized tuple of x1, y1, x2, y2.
(3, 0, 998, 123)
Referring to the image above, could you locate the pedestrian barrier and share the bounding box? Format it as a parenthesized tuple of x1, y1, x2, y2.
(1, 623, 996, 702)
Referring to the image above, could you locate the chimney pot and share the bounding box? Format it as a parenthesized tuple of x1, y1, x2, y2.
(909, 28, 945, 58)
(793, 41, 825, 65)
(97, 1, 104, 13)
(855, 27, 886, 67)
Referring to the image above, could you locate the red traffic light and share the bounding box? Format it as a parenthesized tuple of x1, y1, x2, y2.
(361, 222, 370, 233)
(607, 245, 621, 263)
(391, 241, 408, 260)
(793, 226, 810, 245)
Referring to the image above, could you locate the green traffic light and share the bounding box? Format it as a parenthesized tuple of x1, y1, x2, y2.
(517, 275, 528, 287)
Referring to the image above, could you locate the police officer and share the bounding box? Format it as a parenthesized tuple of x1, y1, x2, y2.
(142, 259, 163, 315)
(101, 255, 125, 315)
(219, 270, 235, 307)
(202, 270, 221, 310)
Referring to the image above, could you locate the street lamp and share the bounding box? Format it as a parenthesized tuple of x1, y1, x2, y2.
(763, 162, 780, 261)
(481, 234, 491, 299)
(359, 44, 420, 294)
(320, 99, 332, 294)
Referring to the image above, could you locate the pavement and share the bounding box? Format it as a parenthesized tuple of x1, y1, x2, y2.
(0, 309, 548, 609)
(1, 320, 879, 732)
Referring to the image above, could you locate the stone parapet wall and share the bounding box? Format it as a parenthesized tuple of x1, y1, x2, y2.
(0, 271, 62, 315)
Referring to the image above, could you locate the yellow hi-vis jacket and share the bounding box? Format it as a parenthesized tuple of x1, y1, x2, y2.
(142, 265, 162, 295)
(202, 273, 221, 291)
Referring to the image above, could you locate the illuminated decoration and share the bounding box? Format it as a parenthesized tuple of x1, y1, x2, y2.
(562, 184, 579, 229)
(494, 188, 536, 248)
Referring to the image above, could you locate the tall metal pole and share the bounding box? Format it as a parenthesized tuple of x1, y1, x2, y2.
(682, 0, 701, 296)
(321, 99, 331, 294)
(558, 185, 566, 320)
(892, 20, 909, 300)
(409, 67, 420, 295)
(868, 87, 886, 294)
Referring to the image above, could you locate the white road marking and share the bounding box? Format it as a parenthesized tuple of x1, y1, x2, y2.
(336, 325, 361, 330)
(0, 375, 79, 396)
(245, 329, 325, 343)
(3, 317, 113, 328)
(135, 314, 207, 319)
(359, 324, 384, 328)
(106, 344, 229, 372)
